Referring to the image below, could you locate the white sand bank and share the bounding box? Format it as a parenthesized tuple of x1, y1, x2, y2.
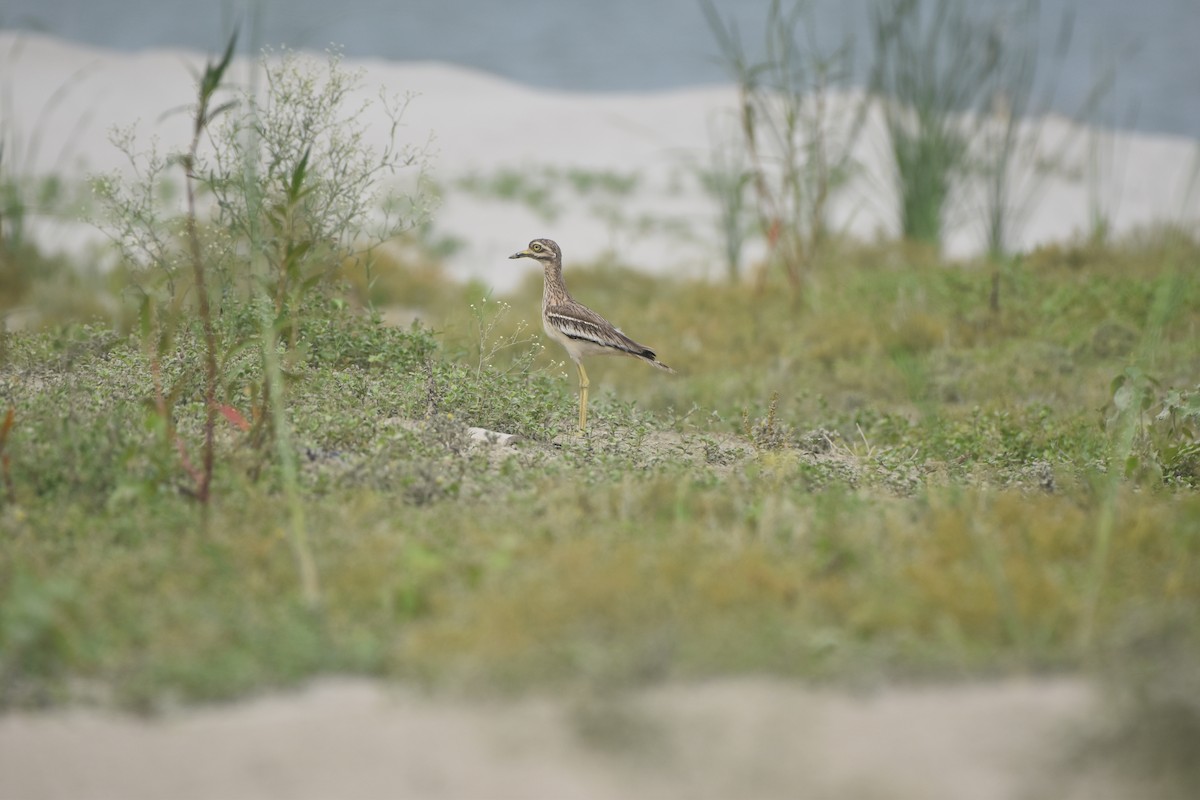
(0, 676, 1113, 800)
(4, 31, 1198, 293)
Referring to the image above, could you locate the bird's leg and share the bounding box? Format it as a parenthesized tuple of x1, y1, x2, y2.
(576, 361, 590, 433)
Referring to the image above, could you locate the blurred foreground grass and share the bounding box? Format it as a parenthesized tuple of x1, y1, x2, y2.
(1, 230, 1198, 714)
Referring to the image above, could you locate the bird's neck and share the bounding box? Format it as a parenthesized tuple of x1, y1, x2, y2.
(542, 261, 571, 308)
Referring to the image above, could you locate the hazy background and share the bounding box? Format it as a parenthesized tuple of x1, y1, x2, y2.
(3, 0, 1197, 139)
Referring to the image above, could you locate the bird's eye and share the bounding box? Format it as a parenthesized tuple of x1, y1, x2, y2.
(531, 243, 543, 252)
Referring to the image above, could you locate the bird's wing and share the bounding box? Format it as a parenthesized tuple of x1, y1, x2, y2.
(545, 302, 657, 359)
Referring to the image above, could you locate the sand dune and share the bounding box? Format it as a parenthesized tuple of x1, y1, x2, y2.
(4, 31, 1198, 292)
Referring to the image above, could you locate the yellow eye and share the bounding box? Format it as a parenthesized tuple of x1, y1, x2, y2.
(531, 242, 543, 252)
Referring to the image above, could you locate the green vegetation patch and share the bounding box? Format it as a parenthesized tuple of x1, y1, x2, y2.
(2, 229, 1199, 710)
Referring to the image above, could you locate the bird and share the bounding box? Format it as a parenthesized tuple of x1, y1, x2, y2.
(508, 238, 673, 433)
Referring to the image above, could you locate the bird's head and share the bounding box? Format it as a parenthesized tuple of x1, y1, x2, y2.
(509, 238, 561, 264)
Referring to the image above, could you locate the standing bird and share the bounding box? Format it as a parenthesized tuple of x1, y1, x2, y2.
(509, 238, 673, 433)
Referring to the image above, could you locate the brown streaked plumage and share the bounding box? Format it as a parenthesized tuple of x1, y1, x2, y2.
(508, 238, 673, 432)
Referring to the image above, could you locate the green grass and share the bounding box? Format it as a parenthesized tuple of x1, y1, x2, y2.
(1, 228, 1198, 714)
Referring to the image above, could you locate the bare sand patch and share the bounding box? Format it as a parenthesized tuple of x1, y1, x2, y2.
(0, 677, 1105, 800)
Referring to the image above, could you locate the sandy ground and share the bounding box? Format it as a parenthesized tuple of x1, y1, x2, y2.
(0, 677, 1106, 800)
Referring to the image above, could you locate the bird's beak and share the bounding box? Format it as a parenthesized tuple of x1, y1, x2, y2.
(509, 249, 532, 260)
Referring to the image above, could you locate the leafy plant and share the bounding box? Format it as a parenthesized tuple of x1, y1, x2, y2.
(94, 37, 433, 508)
(1104, 370, 1200, 485)
(468, 294, 544, 375)
(869, 0, 1001, 247)
(202, 45, 432, 325)
(742, 391, 791, 450)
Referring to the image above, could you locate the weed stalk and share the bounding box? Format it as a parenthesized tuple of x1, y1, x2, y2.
(703, 0, 866, 297)
(179, 32, 238, 504)
(0, 407, 14, 503)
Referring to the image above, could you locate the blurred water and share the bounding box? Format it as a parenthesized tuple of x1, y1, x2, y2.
(3, 0, 1197, 138)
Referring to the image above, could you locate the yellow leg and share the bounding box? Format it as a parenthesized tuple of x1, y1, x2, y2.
(576, 361, 590, 433)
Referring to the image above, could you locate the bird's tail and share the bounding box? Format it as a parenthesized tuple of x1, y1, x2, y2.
(639, 349, 674, 373)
